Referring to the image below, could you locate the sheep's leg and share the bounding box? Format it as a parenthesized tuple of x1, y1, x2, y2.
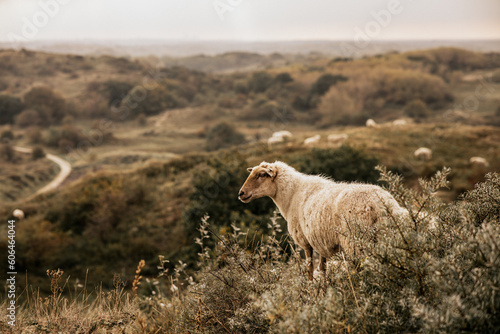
(304, 245, 314, 280)
(319, 256, 326, 272)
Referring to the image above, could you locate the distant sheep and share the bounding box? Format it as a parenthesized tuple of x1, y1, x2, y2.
(267, 135, 284, 146)
(414, 147, 432, 160)
(366, 119, 378, 128)
(239, 161, 406, 279)
(272, 130, 292, 139)
(470, 156, 489, 168)
(12, 209, 24, 220)
(267, 130, 293, 147)
(392, 119, 408, 126)
(304, 134, 320, 146)
(327, 134, 348, 145)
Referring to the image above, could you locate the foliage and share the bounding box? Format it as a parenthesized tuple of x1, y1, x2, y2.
(103, 80, 134, 106)
(120, 85, 184, 118)
(155, 169, 499, 333)
(0, 94, 24, 124)
(205, 122, 246, 151)
(15, 109, 42, 128)
(405, 99, 430, 119)
(274, 72, 294, 85)
(23, 86, 67, 125)
(294, 146, 380, 183)
(32, 146, 45, 160)
(0, 143, 14, 162)
(248, 71, 273, 93)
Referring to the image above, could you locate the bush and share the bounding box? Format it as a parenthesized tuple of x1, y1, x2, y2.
(120, 85, 184, 118)
(274, 72, 294, 85)
(32, 146, 45, 160)
(294, 146, 380, 183)
(103, 80, 134, 106)
(405, 99, 430, 119)
(0, 94, 24, 124)
(0, 143, 14, 162)
(154, 169, 500, 333)
(1, 129, 14, 141)
(248, 71, 273, 93)
(23, 86, 66, 125)
(15, 109, 42, 128)
(205, 122, 246, 152)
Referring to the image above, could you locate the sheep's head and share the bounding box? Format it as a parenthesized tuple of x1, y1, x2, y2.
(238, 162, 277, 203)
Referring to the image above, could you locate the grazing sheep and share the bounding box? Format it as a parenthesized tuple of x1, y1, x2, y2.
(327, 133, 348, 145)
(414, 147, 432, 160)
(12, 209, 24, 220)
(267, 135, 284, 146)
(470, 156, 489, 168)
(366, 119, 378, 128)
(272, 130, 292, 139)
(392, 119, 408, 126)
(267, 130, 293, 147)
(238, 161, 406, 279)
(304, 134, 320, 147)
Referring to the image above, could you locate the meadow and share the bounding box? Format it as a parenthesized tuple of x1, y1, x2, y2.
(0, 46, 499, 332)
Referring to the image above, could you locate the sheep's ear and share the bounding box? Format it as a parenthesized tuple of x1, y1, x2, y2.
(247, 167, 253, 173)
(265, 167, 277, 179)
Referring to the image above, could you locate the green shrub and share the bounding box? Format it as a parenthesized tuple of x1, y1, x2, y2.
(405, 99, 430, 119)
(294, 146, 380, 183)
(0, 143, 14, 162)
(248, 71, 273, 93)
(103, 80, 134, 106)
(155, 169, 500, 333)
(32, 146, 45, 160)
(205, 122, 246, 152)
(0, 94, 24, 124)
(23, 86, 66, 125)
(274, 72, 294, 85)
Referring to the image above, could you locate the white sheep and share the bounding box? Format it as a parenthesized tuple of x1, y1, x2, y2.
(327, 133, 348, 145)
(239, 161, 406, 279)
(392, 119, 408, 126)
(267, 135, 284, 146)
(414, 147, 432, 160)
(470, 156, 489, 168)
(272, 130, 292, 139)
(267, 130, 293, 147)
(304, 134, 320, 147)
(12, 209, 24, 220)
(366, 119, 378, 128)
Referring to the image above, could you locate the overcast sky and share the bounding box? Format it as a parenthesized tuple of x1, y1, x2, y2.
(1, 0, 499, 42)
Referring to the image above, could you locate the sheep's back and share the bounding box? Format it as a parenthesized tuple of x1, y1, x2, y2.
(299, 183, 400, 257)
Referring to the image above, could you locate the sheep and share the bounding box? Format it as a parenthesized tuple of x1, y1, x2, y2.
(327, 133, 348, 145)
(272, 130, 292, 139)
(414, 147, 432, 160)
(366, 119, 378, 128)
(267, 130, 293, 147)
(12, 209, 24, 220)
(304, 134, 320, 147)
(238, 161, 406, 279)
(470, 156, 489, 168)
(267, 135, 284, 146)
(392, 119, 408, 126)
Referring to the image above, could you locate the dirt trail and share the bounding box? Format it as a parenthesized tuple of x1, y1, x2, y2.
(14, 146, 72, 199)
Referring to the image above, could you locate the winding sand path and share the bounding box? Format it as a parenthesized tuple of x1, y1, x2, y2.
(14, 146, 72, 198)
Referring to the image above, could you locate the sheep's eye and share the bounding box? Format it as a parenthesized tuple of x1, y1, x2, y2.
(258, 172, 267, 178)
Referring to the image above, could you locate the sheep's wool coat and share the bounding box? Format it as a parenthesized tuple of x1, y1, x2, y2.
(270, 161, 405, 258)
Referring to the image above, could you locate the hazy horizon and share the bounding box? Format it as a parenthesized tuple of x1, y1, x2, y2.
(1, 0, 499, 43)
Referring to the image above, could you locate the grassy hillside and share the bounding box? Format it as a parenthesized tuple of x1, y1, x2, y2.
(0, 46, 499, 331)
